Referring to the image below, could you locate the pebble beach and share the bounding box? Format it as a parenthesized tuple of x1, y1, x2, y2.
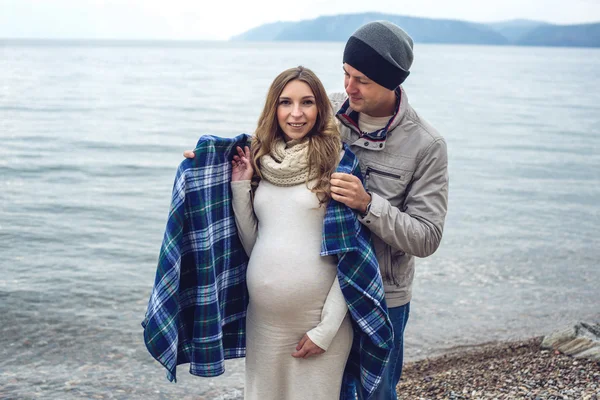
(397, 337, 600, 400)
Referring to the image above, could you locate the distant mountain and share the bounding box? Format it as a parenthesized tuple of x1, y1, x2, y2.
(516, 22, 600, 47)
(232, 21, 290, 42)
(486, 19, 550, 42)
(231, 13, 508, 45)
(230, 13, 600, 48)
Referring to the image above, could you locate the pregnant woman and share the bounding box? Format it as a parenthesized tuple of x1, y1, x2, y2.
(229, 66, 352, 399)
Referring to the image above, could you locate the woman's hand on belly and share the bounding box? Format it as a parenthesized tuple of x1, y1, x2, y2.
(291, 333, 325, 359)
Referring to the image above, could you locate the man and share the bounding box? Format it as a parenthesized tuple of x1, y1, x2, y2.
(183, 21, 449, 400)
(327, 21, 448, 399)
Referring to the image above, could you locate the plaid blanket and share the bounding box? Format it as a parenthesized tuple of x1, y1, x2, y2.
(142, 133, 393, 398)
(323, 147, 394, 399)
(142, 133, 251, 381)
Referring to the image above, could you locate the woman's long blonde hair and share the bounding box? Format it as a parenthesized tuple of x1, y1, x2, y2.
(251, 66, 341, 205)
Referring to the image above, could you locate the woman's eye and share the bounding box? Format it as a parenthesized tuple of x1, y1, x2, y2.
(279, 100, 290, 105)
(303, 100, 314, 105)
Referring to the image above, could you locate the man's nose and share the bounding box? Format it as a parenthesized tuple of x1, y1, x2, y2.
(346, 78, 357, 93)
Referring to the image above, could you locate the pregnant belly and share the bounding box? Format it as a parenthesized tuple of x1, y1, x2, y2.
(246, 240, 338, 321)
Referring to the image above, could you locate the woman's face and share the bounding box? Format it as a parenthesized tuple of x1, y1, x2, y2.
(276, 79, 318, 142)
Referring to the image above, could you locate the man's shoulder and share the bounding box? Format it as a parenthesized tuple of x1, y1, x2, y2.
(381, 104, 446, 166)
(395, 104, 445, 149)
(407, 103, 443, 136)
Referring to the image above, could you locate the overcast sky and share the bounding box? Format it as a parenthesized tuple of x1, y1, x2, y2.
(2, 0, 600, 40)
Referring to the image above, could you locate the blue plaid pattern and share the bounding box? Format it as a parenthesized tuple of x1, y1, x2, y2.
(142, 133, 251, 382)
(324, 147, 394, 400)
(142, 134, 393, 398)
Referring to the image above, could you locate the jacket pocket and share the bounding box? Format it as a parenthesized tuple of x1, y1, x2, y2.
(365, 165, 413, 207)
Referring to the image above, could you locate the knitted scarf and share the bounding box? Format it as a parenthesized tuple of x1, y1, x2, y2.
(260, 138, 317, 186)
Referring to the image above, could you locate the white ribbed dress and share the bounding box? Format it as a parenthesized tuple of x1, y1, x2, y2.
(231, 179, 353, 400)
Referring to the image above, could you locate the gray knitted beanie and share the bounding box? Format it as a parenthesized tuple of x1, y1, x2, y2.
(343, 21, 414, 90)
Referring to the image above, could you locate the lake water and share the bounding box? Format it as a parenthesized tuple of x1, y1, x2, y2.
(1, 40, 599, 399)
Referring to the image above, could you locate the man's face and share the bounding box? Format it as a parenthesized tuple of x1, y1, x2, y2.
(343, 63, 396, 118)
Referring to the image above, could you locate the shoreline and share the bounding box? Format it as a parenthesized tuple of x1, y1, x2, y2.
(396, 337, 600, 399)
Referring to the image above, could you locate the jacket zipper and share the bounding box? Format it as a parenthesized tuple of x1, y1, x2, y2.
(366, 167, 402, 180)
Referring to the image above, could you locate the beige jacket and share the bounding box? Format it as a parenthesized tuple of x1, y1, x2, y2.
(331, 87, 449, 307)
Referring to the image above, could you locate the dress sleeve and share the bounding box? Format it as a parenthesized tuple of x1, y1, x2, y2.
(306, 276, 348, 351)
(230, 180, 258, 256)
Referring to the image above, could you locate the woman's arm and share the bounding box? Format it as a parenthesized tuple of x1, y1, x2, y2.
(292, 276, 348, 358)
(306, 276, 348, 351)
(231, 180, 258, 256)
(289, 275, 349, 358)
(230, 145, 257, 256)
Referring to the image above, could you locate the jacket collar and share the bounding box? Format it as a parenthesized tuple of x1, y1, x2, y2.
(335, 86, 408, 143)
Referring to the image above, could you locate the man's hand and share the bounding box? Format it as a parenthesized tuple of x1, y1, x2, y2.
(291, 334, 325, 359)
(330, 172, 371, 213)
(183, 150, 195, 159)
